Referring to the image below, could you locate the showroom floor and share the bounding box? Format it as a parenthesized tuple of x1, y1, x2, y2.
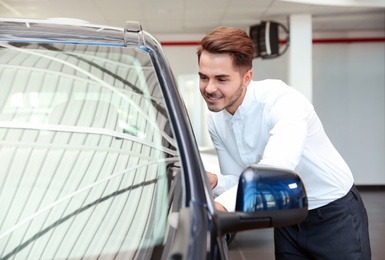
(228, 188, 385, 260)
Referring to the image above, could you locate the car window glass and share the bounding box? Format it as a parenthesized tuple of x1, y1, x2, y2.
(0, 42, 182, 259)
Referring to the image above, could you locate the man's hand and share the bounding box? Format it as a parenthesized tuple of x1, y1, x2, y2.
(206, 172, 227, 211)
(206, 171, 218, 189)
(215, 202, 228, 212)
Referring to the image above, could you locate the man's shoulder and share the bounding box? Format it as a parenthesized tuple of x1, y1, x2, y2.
(248, 79, 289, 102)
(250, 79, 287, 89)
(249, 79, 312, 115)
(249, 79, 304, 100)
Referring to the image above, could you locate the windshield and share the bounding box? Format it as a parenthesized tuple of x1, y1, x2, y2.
(0, 42, 181, 259)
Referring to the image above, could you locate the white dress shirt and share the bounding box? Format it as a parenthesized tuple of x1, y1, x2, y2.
(209, 79, 354, 211)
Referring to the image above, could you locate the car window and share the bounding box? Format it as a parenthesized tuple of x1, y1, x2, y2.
(0, 42, 182, 259)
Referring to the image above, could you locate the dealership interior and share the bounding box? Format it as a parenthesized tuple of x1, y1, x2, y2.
(0, 0, 384, 259)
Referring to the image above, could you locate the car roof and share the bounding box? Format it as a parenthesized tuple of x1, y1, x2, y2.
(0, 18, 144, 47)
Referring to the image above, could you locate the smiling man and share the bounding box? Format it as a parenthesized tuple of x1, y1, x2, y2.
(198, 51, 251, 114)
(197, 26, 371, 259)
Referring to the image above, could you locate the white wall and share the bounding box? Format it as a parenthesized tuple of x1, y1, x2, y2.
(313, 41, 385, 185)
(161, 33, 385, 185)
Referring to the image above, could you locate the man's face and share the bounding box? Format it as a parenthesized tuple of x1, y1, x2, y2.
(198, 50, 251, 114)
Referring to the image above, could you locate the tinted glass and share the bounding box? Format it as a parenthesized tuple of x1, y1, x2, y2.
(0, 42, 181, 259)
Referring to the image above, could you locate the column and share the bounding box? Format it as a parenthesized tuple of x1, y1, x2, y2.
(288, 14, 313, 102)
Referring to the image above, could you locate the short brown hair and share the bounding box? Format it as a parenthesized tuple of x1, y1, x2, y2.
(197, 26, 256, 73)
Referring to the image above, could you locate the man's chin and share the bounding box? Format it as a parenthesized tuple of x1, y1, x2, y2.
(207, 105, 223, 113)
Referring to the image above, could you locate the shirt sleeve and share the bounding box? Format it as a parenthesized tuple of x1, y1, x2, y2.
(214, 184, 238, 212)
(259, 92, 311, 170)
(207, 117, 240, 196)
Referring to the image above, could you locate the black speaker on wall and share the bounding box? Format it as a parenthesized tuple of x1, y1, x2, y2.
(249, 21, 289, 59)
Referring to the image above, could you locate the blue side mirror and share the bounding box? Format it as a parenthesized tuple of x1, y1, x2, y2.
(216, 165, 308, 235)
(236, 165, 308, 212)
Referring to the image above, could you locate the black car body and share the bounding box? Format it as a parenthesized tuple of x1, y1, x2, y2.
(0, 18, 307, 260)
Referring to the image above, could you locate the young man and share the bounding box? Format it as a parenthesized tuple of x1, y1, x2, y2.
(197, 26, 371, 259)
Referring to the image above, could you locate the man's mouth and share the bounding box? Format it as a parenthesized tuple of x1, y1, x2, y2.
(205, 93, 222, 102)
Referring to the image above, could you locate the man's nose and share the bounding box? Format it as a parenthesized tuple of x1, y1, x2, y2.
(205, 80, 217, 93)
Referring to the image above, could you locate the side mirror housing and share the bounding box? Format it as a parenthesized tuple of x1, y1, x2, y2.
(216, 165, 308, 235)
(236, 165, 308, 227)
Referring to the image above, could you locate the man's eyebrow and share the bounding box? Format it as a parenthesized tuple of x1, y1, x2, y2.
(215, 74, 230, 78)
(198, 72, 230, 78)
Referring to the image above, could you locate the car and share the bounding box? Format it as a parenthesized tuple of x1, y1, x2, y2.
(0, 18, 308, 260)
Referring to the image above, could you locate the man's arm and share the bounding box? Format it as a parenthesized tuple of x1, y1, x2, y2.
(258, 92, 311, 170)
(208, 121, 243, 196)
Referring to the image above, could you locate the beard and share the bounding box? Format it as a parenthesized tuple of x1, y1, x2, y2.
(205, 81, 244, 113)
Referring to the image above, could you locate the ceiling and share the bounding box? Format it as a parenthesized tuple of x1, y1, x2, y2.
(0, 0, 384, 36)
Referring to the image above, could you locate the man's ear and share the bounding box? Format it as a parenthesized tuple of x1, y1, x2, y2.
(243, 69, 253, 86)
